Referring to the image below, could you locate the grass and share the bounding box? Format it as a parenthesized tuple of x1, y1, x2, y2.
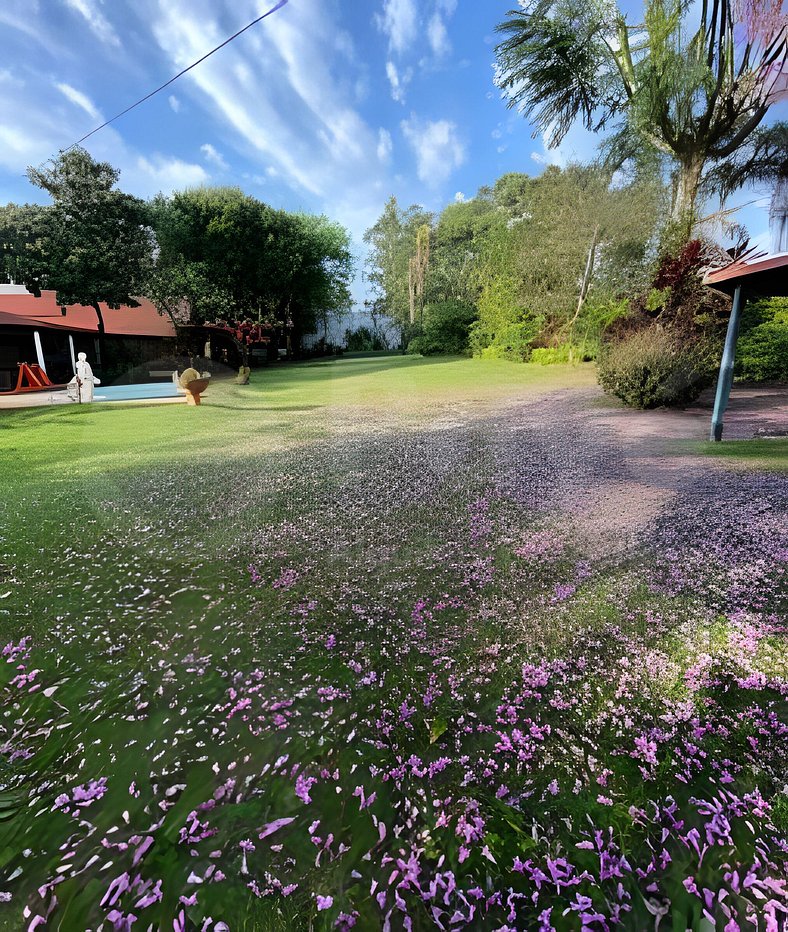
(697, 437, 788, 472)
(0, 357, 592, 643)
(1, 356, 785, 929)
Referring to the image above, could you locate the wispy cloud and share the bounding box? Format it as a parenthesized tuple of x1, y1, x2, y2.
(62, 0, 120, 47)
(375, 0, 418, 55)
(168, 95, 181, 113)
(200, 143, 228, 171)
(377, 128, 393, 162)
(427, 12, 451, 57)
(401, 115, 466, 186)
(385, 61, 412, 104)
(56, 82, 101, 121)
(148, 0, 392, 242)
(135, 155, 209, 190)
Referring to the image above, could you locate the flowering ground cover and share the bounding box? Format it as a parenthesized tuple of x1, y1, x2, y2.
(0, 359, 785, 930)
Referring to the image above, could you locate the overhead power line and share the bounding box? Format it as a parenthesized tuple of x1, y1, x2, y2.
(64, 0, 290, 152)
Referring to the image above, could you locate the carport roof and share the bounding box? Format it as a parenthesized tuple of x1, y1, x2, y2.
(703, 252, 788, 298)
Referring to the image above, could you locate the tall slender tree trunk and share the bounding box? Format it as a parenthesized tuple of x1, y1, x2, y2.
(91, 301, 106, 375)
(670, 154, 705, 239)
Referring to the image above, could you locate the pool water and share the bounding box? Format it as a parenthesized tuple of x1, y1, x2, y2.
(94, 383, 182, 402)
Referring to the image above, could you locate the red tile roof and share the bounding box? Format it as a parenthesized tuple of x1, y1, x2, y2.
(0, 290, 176, 337)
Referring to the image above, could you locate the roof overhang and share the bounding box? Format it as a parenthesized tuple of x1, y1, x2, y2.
(703, 253, 788, 299)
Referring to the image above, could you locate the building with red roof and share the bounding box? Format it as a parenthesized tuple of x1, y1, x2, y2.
(0, 286, 177, 389)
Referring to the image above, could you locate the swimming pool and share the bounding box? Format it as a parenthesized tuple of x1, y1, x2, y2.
(94, 383, 182, 402)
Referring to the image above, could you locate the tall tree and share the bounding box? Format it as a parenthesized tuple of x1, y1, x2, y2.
(23, 148, 154, 368)
(495, 0, 787, 237)
(0, 204, 48, 291)
(363, 197, 432, 334)
(149, 188, 352, 357)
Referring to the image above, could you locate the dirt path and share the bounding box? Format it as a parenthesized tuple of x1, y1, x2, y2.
(477, 383, 787, 560)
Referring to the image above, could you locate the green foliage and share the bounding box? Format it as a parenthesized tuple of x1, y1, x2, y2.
(737, 297, 788, 385)
(597, 326, 715, 408)
(21, 148, 153, 310)
(0, 203, 48, 290)
(363, 196, 433, 330)
(646, 287, 671, 312)
(149, 187, 353, 348)
(406, 300, 477, 356)
(530, 345, 572, 365)
(365, 164, 663, 364)
(345, 326, 386, 352)
(475, 318, 545, 362)
(737, 308, 788, 381)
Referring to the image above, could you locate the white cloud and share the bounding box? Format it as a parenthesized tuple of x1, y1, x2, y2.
(136, 155, 209, 190)
(454, 191, 466, 202)
(427, 13, 450, 57)
(62, 0, 120, 47)
(168, 95, 181, 113)
(377, 128, 393, 161)
(437, 0, 457, 14)
(200, 143, 228, 170)
(386, 61, 412, 104)
(375, 0, 419, 54)
(56, 82, 101, 120)
(400, 115, 466, 186)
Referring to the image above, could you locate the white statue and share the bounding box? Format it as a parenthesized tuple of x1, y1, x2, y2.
(67, 352, 101, 403)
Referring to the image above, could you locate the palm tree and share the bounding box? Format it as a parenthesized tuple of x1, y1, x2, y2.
(495, 0, 787, 238)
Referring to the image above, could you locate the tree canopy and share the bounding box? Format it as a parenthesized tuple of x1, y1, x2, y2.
(495, 0, 787, 235)
(148, 186, 353, 352)
(1, 148, 155, 360)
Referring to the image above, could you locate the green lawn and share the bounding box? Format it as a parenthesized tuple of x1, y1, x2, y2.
(1, 357, 594, 472)
(1, 356, 785, 930)
(698, 437, 788, 472)
(0, 357, 593, 642)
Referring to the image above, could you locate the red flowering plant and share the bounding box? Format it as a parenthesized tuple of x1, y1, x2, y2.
(207, 318, 273, 369)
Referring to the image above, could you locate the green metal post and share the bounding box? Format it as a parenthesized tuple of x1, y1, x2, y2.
(710, 284, 744, 442)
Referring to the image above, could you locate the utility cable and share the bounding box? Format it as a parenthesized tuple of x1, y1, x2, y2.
(64, 0, 289, 151)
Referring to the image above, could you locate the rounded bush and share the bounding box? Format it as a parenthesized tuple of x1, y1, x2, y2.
(597, 327, 713, 408)
(737, 323, 788, 382)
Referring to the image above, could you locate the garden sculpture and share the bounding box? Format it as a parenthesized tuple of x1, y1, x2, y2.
(67, 353, 101, 403)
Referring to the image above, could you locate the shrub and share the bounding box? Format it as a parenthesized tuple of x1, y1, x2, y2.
(597, 327, 715, 408)
(736, 298, 788, 382)
(472, 316, 544, 362)
(406, 301, 477, 356)
(345, 327, 386, 352)
(738, 322, 788, 381)
(530, 345, 572, 365)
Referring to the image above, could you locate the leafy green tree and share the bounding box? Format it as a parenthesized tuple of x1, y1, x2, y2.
(19, 148, 154, 368)
(471, 164, 662, 355)
(149, 188, 353, 356)
(428, 197, 497, 306)
(0, 204, 48, 292)
(363, 196, 432, 337)
(495, 0, 788, 237)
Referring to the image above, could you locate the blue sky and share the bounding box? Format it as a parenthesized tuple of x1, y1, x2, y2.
(0, 0, 784, 307)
